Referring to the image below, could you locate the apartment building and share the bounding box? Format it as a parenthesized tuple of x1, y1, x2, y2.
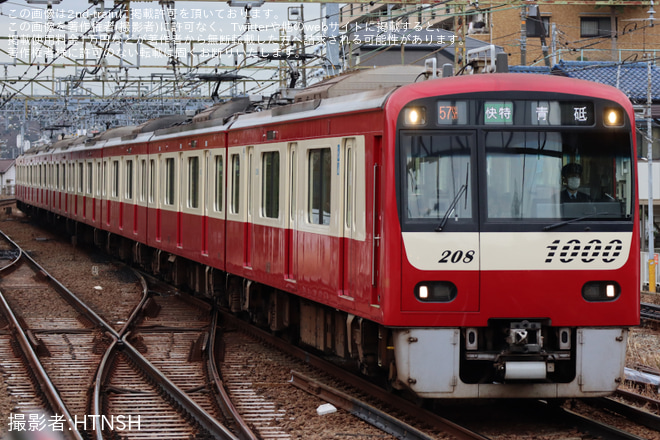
(339, 2, 660, 66)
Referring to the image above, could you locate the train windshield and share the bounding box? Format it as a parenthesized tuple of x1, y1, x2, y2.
(486, 130, 633, 222)
(402, 132, 474, 224)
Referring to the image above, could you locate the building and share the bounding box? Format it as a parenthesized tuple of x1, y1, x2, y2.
(0, 160, 16, 196)
(470, 2, 660, 66)
(339, 3, 498, 70)
(339, 2, 660, 67)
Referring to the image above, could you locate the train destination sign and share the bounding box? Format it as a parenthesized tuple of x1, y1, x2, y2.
(483, 101, 594, 126)
(436, 101, 468, 125)
(431, 100, 600, 127)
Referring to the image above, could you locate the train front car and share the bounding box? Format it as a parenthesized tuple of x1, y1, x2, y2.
(384, 74, 639, 399)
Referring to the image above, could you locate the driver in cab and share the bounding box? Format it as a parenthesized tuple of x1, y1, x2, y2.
(560, 163, 591, 203)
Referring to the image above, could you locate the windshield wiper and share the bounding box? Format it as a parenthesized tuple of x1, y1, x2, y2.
(543, 212, 603, 231)
(436, 184, 467, 232)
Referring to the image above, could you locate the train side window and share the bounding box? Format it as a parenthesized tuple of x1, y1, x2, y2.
(188, 156, 199, 208)
(261, 151, 280, 219)
(149, 159, 156, 203)
(111, 160, 119, 198)
(87, 162, 93, 195)
(102, 161, 108, 197)
(139, 159, 147, 202)
(165, 157, 175, 205)
(55, 164, 60, 189)
(345, 145, 353, 229)
(125, 159, 133, 200)
(96, 163, 102, 196)
(290, 148, 296, 222)
(62, 165, 66, 191)
(78, 163, 83, 193)
(231, 154, 240, 214)
(214, 155, 223, 212)
(308, 148, 331, 225)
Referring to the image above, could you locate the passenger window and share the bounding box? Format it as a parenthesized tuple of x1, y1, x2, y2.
(96, 163, 102, 196)
(308, 148, 331, 225)
(165, 158, 175, 205)
(188, 156, 199, 208)
(345, 146, 353, 229)
(125, 160, 133, 200)
(149, 159, 155, 203)
(87, 162, 93, 195)
(214, 155, 223, 212)
(78, 163, 83, 192)
(262, 151, 280, 219)
(139, 159, 147, 202)
(112, 161, 119, 198)
(231, 154, 240, 214)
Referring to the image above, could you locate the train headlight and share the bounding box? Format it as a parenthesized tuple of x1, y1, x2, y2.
(404, 107, 426, 126)
(582, 281, 621, 302)
(414, 281, 457, 302)
(603, 108, 623, 127)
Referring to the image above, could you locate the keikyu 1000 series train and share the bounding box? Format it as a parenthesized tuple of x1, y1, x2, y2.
(16, 67, 639, 399)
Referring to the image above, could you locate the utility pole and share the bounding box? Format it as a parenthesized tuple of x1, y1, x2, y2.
(647, 0, 656, 292)
(520, 6, 527, 65)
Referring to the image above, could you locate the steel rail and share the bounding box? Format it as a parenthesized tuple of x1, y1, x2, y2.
(220, 310, 490, 440)
(120, 333, 240, 439)
(290, 370, 437, 440)
(91, 337, 120, 440)
(589, 395, 660, 432)
(0, 258, 84, 440)
(0, 231, 236, 440)
(539, 400, 648, 440)
(640, 302, 660, 322)
(91, 268, 241, 440)
(137, 270, 261, 440)
(208, 308, 260, 440)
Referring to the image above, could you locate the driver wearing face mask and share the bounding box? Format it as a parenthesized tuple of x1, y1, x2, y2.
(560, 163, 591, 203)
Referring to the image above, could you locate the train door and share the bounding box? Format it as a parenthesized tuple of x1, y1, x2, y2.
(341, 138, 357, 298)
(245, 146, 254, 268)
(285, 143, 297, 281)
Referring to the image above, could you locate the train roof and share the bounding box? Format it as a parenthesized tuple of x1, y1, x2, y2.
(25, 68, 635, 157)
(293, 65, 428, 102)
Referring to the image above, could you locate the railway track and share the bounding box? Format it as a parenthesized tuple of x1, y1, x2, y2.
(641, 302, 660, 322)
(0, 232, 243, 439)
(219, 309, 660, 440)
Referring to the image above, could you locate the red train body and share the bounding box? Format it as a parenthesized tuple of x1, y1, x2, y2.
(16, 70, 640, 399)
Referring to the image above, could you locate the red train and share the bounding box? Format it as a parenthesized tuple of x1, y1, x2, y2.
(16, 68, 639, 399)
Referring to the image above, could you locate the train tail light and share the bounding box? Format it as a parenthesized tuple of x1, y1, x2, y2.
(582, 281, 621, 302)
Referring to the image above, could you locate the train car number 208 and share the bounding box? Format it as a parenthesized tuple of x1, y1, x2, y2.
(438, 250, 476, 264)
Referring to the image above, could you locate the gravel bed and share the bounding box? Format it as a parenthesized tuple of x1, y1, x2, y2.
(0, 209, 143, 437)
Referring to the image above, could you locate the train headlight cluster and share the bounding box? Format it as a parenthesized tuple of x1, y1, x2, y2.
(404, 107, 426, 126)
(415, 281, 457, 302)
(603, 108, 624, 127)
(582, 281, 621, 301)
